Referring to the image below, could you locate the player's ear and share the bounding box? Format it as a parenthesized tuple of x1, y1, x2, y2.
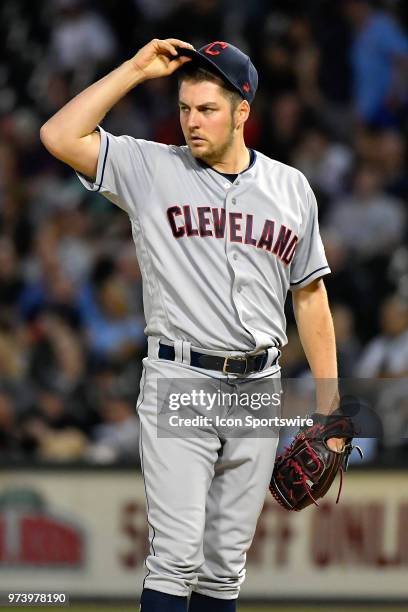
(234, 100, 250, 130)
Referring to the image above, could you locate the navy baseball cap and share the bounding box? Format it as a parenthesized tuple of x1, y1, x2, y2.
(178, 41, 258, 104)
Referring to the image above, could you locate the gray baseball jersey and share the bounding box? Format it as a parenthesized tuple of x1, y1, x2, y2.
(77, 126, 330, 353)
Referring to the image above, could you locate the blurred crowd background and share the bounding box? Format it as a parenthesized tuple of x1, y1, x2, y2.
(0, 0, 407, 465)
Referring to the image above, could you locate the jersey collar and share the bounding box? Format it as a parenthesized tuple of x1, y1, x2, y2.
(189, 148, 257, 178)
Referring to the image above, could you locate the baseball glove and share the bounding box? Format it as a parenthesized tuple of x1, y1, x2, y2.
(270, 411, 363, 511)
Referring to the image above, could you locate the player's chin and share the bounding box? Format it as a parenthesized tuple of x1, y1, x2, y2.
(189, 141, 210, 157)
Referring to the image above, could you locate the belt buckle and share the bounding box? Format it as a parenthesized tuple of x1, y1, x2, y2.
(223, 355, 248, 375)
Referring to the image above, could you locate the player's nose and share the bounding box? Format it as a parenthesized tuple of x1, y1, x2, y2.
(187, 109, 201, 129)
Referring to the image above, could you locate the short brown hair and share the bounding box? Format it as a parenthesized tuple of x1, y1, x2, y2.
(178, 64, 243, 110)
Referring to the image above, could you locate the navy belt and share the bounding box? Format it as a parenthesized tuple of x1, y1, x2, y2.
(158, 344, 276, 375)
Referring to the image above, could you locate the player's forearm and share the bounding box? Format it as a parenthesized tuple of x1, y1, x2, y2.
(40, 61, 144, 149)
(292, 279, 339, 413)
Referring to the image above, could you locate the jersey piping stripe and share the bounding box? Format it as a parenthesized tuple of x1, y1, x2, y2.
(95, 134, 110, 192)
(290, 265, 330, 286)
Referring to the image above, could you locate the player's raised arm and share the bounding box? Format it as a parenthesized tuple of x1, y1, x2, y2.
(39, 38, 193, 179)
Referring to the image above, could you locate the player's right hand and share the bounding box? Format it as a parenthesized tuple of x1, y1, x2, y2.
(130, 38, 194, 81)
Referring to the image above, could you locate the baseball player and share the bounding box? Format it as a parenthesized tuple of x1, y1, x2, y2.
(40, 38, 343, 611)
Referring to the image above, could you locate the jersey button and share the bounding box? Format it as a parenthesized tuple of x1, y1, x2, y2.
(232, 198, 236, 205)
(233, 253, 238, 260)
(237, 286, 242, 293)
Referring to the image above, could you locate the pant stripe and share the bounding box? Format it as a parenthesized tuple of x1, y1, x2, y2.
(137, 369, 157, 588)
